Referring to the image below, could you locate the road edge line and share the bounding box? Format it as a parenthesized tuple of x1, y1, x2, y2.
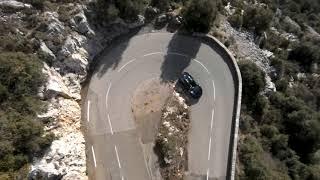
(193, 33, 242, 180)
(91, 146, 97, 168)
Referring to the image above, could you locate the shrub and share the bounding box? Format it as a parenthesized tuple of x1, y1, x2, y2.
(261, 125, 279, 139)
(183, 0, 221, 33)
(240, 113, 254, 133)
(275, 79, 288, 93)
(228, 9, 243, 29)
(286, 110, 320, 161)
(288, 41, 320, 72)
(151, 0, 170, 12)
(239, 136, 273, 179)
(0, 52, 53, 172)
(95, 0, 120, 22)
(242, 4, 274, 33)
(239, 60, 266, 107)
(115, 0, 146, 21)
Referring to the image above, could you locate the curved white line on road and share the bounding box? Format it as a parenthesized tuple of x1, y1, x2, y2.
(107, 114, 114, 135)
(142, 51, 211, 75)
(208, 137, 212, 160)
(143, 52, 163, 57)
(91, 146, 97, 168)
(114, 145, 122, 168)
(87, 101, 91, 122)
(106, 83, 112, 110)
(210, 109, 215, 131)
(194, 59, 210, 74)
(118, 59, 136, 72)
(167, 52, 189, 58)
(206, 168, 210, 180)
(212, 80, 216, 101)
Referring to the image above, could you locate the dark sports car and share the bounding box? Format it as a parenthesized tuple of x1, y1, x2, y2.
(178, 72, 203, 99)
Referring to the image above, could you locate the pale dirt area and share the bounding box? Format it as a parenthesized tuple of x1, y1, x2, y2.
(131, 79, 190, 180)
(132, 78, 174, 144)
(132, 78, 174, 180)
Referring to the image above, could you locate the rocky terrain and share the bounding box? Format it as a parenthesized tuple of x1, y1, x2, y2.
(0, 1, 145, 179)
(212, 15, 277, 94)
(155, 92, 190, 180)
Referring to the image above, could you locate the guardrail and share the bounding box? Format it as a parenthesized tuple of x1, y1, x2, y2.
(193, 33, 242, 180)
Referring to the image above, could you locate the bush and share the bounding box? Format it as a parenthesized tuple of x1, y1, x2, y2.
(0, 52, 53, 172)
(95, 0, 146, 22)
(288, 41, 320, 72)
(239, 60, 266, 107)
(115, 0, 146, 21)
(228, 9, 243, 29)
(242, 4, 274, 33)
(239, 136, 273, 179)
(151, 0, 170, 12)
(286, 110, 320, 161)
(183, 0, 221, 33)
(240, 113, 254, 133)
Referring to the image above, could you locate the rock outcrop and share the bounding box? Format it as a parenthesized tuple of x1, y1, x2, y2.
(156, 92, 190, 180)
(0, 0, 31, 10)
(31, 98, 85, 180)
(28, 2, 146, 179)
(215, 18, 276, 93)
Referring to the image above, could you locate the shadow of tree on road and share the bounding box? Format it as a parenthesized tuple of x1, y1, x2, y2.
(160, 33, 202, 82)
(88, 27, 142, 79)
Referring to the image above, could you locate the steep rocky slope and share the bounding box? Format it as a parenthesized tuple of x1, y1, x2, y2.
(0, 0, 145, 179)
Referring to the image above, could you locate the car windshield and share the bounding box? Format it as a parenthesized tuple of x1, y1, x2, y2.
(186, 75, 197, 87)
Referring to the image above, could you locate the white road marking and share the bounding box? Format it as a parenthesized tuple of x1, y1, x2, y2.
(212, 80, 216, 101)
(105, 83, 112, 110)
(107, 114, 114, 135)
(91, 146, 97, 168)
(208, 137, 212, 160)
(143, 154, 151, 178)
(118, 59, 136, 72)
(167, 52, 189, 58)
(143, 52, 163, 57)
(114, 145, 122, 168)
(87, 101, 91, 122)
(206, 168, 210, 180)
(210, 109, 214, 131)
(121, 176, 124, 180)
(194, 59, 210, 73)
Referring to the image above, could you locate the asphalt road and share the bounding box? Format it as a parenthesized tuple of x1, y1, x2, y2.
(84, 33, 235, 180)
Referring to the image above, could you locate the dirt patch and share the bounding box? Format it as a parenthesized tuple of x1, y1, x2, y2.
(131, 78, 173, 144)
(155, 92, 190, 180)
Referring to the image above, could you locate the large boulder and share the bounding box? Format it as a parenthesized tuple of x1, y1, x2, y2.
(40, 41, 56, 62)
(43, 12, 66, 52)
(70, 11, 95, 37)
(42, 63, 72, 99)
(0, 0, 31, 10)
(58, 35, 87, 59)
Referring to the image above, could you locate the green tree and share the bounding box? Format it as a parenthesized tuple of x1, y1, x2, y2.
(151, 0, 170, 12)
(239, 60, 266, 107)
(115, 0, 146, 21)
(183, 0, 221, 32)
(242, 5, 274, 33)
